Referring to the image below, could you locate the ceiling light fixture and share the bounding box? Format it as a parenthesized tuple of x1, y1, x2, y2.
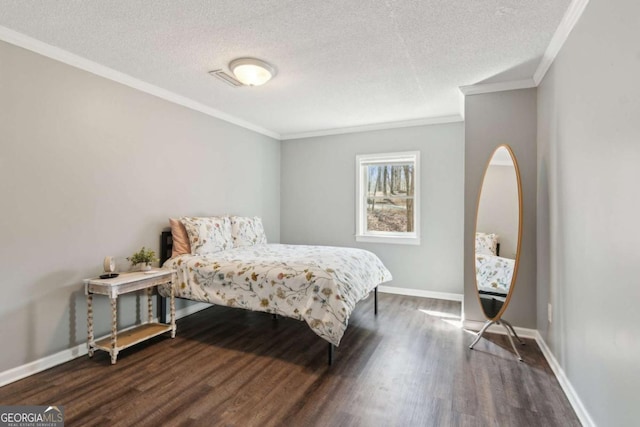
(229, 58, 276, 86)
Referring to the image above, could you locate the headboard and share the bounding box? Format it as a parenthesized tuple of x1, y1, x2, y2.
(160, 230, 173, 265)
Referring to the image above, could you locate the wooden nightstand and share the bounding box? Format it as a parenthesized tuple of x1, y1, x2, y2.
(84, 269, 176, 364)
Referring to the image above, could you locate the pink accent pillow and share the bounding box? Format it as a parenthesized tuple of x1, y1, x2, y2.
(169, 218, 191, 258)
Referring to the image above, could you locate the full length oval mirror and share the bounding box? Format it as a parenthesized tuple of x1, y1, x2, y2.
(474, 144, 522, 321)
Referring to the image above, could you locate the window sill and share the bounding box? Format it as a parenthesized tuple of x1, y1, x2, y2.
(355, 235, 421, 246)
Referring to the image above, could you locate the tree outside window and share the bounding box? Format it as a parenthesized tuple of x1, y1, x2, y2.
(356, 152, 420, 245)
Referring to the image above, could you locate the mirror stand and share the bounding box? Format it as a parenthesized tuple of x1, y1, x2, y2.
(469, 318, 525, 361)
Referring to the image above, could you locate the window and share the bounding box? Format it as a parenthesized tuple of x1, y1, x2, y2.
(355, 151, 420, 245)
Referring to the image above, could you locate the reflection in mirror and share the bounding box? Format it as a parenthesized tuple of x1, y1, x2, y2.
(469, 145, 524, 360)
(475, 146, 519, 318)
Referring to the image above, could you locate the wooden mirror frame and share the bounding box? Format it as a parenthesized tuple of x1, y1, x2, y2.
(473, 144, 523, 322)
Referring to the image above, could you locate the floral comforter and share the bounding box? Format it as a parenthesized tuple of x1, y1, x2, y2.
(475, 254, 515, 295)
(159, 244, 392, 346)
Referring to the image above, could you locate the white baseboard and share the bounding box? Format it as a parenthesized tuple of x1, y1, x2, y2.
(535, 331, 596, 427)
(0, 342, 87, 388)
(378, 285, 463, 302)
(462, 319, 537, 339)
(0, 301, 212, 388)
(173, 301, 212, 319)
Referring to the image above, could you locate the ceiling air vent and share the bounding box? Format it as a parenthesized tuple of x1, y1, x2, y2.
(208, 69, 243, 87)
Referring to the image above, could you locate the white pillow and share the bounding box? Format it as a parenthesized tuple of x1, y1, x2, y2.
(475, 232, 499, 256)
(230, 216, 267, 247)
(180, 216, 233, 255)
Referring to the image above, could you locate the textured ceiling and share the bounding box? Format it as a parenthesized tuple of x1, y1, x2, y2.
(0, 0, 570, 138)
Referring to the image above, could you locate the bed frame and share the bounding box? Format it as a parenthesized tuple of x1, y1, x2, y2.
(157, 230, 378, 365)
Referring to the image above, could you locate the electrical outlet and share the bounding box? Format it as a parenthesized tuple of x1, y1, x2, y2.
(548, 303, 553, 323)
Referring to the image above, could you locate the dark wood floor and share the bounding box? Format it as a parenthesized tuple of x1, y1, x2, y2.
(0, 294, 580, 426)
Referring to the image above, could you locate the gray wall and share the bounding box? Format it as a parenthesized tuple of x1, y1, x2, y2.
(464, 89, 537, 328)
(0, 41, 281, 372)
(477, 164, 519, 258)
(281, 124, 464, 294)
(537, 1, 640, 425)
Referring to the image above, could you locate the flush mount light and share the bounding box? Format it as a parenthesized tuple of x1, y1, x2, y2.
(229, 58, 276, 86)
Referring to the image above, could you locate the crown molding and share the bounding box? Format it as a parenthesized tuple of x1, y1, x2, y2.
(281, 115, 463, 140)
(1, 25, 458, 142)
(458, 78, 536, 96)
(458, 89, 466, 120)
(533, 0, 590, 85)
(0, 25, 281, 140)
(460, 0, 589, 96)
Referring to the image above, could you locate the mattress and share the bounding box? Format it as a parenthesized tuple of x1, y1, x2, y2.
(160, 244, 392, 346)
(475, 253, 515, 295)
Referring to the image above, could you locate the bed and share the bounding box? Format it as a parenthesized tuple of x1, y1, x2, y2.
(474, 232, 515, 317)
(475, 253, 515, 296)
(156, 216, 392, 364)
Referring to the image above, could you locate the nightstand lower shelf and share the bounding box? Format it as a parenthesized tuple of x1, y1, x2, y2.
(92, 323, 172, 352)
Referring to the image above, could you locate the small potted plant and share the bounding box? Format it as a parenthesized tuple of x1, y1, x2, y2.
(127, 246, 159, 271)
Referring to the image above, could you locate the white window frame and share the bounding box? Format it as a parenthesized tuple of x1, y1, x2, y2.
(355, 151, 420, 245)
